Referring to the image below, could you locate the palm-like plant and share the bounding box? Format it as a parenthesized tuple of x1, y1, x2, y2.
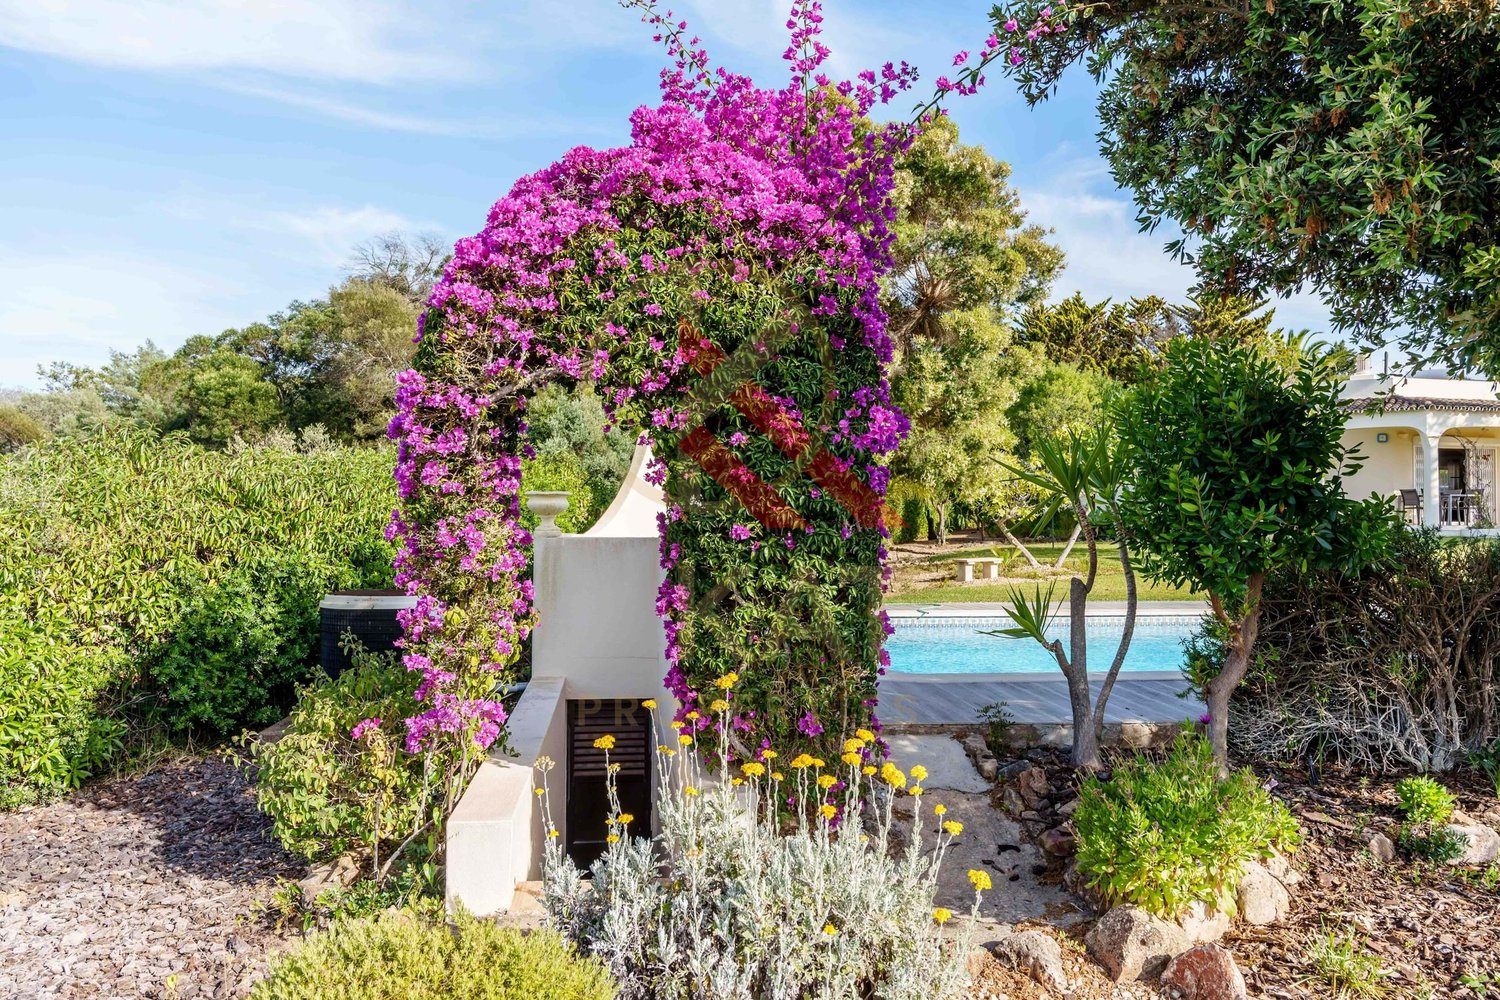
(983, 427, 1138, 770)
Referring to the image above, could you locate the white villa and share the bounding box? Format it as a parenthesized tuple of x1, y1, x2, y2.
(1340, 358, 1500, 532)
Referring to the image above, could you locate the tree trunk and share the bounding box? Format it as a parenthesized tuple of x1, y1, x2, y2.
(1065, 576, 1101, 769)
(935, 502, 949, 546)
(996, 520, 1043, 569)
(1206, 573, 1265, 773)
(1053, 522, 1083, 569)
(1090, 540, 1137, 751)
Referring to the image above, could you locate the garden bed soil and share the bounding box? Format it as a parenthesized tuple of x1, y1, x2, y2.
(0, 756, 304, 999)
(992, 746, 1500, 999)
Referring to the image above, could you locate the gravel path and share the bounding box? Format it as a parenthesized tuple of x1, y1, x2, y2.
(0, 757, 305, 999)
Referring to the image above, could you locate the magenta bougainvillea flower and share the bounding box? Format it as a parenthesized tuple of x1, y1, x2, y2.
(386, 1, 1045, 763)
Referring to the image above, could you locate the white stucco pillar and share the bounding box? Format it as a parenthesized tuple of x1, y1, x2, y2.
(1421, 433, 1443, 527)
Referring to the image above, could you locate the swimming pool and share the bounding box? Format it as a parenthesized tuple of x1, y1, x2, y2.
(884, 614, 1200, 675)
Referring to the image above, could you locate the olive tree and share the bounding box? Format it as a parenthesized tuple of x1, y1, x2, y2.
(1116, 336, 1391, 769)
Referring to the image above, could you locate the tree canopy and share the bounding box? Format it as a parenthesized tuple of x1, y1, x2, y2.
(994, 0, 1500, 372)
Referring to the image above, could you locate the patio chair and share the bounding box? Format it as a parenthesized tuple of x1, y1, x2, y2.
(1398, 489, 1422, 523)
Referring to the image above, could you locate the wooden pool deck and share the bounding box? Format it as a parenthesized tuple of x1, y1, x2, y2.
(878, 601, 1207, 730)
(879, 671, 1203, 729)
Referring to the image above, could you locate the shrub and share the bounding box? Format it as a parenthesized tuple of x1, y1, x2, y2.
(1073, 731, 1301, 919)
(1394, 776, 1457, 826)
(0, 431, 394, 803)
(0, 403, 45, 452)
(246, 649, 450, 868)
(1202, 531, 1500, 772)
(249, 909, 613, 1000)
(1392, 775, 1467, 863)
(540, 690, 975, 1000)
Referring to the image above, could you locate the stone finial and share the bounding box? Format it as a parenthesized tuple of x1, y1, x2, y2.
(525, 491, 570, 538)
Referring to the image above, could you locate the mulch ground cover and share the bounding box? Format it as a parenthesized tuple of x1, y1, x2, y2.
(0, 757, 304, 999)
(995, 746, 1500, 999)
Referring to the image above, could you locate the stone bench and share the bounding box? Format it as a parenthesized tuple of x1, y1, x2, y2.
(954, 557, 1005, 583)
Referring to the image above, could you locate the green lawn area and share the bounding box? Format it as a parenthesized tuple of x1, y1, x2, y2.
(888, 539, 1197, 604)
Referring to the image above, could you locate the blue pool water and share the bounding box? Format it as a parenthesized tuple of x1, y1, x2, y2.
(885, 615, 1199, 675)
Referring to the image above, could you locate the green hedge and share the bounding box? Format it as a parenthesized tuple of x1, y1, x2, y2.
(0, 432, 395, 805)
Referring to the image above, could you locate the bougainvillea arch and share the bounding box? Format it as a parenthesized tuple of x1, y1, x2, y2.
(386, 2, 1038, 763)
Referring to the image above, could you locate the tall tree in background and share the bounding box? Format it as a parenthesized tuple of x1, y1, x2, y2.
(994, 1, 1500, 373)
(1015, 293, 1173, 382)
(885, 115, 1064, 542)
(347, 231, 447, 305)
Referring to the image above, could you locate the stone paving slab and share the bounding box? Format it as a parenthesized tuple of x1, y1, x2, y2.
(885, 734, 991, 793)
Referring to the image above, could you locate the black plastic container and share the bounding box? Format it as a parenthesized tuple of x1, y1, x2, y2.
(318, 590, 418, 678)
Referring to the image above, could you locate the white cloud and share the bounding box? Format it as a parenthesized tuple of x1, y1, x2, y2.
(0, 0, 475, 83)
(234, 204, 433, 269)
(1018, 149, 1339, 335)
(0, 249, 242, 386)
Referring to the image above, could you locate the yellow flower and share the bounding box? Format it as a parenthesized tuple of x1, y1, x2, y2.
(968, 869, 992, 892)
(822, 923, 837, 935)
(760, 749, 778, 761)
(641, 699, 658, 710)
(856, 728, 875, 742)
(932, 907, 953, 925)
(606, 834, 620, 843)
(942, 820, 963, 837)
(812, 758, 826, 769)
(685, 710, 700, 722)
(710, 699, 729, 713)
(843, 737, 865, 753)
(684, 786, 700, 796)
(771, 771, 785, 781)
(742, 762, 766, 778)
(790, 753, 816, 769)
(820, 804, 837, 820)
(678, 734, 694, 746)
(910, 764, 929, 782)
(618, 813, 634, 825)
(658, 744, 671, 753)
(816, 774, 836, 790)
(593, 734, 616, 750)
(671, 720, 687, 730)
(841, 752, 862, 767)
(534, 787, 544, 797)
(732, 777, 744, 786)
(862, 765, 876, 776)
(547, 828, 559, 838)
(909, 784, 924, 796)
(715, 672, 739, 689)
(934, 804, 947, 816)
(880, 762, 907, 789)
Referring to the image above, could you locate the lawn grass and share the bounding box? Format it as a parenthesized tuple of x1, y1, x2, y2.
(889, 538, 1198, 604)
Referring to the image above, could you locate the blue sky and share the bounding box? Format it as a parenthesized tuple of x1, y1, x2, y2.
(0, 0, 1338, 388)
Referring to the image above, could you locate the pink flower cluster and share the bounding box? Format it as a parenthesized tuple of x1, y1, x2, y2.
(387, 1, 998, 758)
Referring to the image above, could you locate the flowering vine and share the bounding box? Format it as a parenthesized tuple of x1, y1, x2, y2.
(386, 1, 1017, 770)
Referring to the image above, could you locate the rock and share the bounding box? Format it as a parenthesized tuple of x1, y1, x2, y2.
(996, 786, 1026, 815)
(1445, 823, 1500, 866)
(1015, 767, 1051, 809)
(1235, 862, 1290, 926)
(1367, 832, 1397, 864)
(298, 853, 360, 901)
(1085, 905, 1190, 982)
(1480, 808, 1500, 831)
(1161, 944, 1247, 1000)
(962, 733, 989, 759)
(998, 759, 1032, 781)
(1038, 826, 1076, 858)
(987, 929, 1069, 995)
(1056, 797, 1079, 818)
(1176, 900, 1231, 944)
(966, 946, 995, 980)
(978, 758, 999, 781)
